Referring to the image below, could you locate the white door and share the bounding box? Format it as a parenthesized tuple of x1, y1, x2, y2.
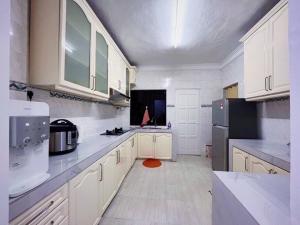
(175, 89, 201, 155)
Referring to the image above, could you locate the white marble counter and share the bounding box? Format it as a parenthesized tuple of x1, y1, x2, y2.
(9, 128, 172, 221)
(229, 139, 290, 171)
(212, 171, 291, 225)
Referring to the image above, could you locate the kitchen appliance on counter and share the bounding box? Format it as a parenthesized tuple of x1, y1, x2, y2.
(212, 98, 258, 171)
(49, 119, 79, 155)
(101, 127, 130, 136)
(9, 100, 50, 197)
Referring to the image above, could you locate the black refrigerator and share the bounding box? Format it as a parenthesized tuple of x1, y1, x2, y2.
(212, 98, 258, 171)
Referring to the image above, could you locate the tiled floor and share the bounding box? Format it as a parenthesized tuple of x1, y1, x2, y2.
(99, 155, 213, 225)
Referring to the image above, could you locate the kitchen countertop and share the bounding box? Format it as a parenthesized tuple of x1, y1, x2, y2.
(213, 172, 291, 225)
(9, 128, 172, 221)
(229, 139, 290, 172)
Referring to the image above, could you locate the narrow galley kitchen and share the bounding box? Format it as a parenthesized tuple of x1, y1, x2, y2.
(2, 0, 299, 225)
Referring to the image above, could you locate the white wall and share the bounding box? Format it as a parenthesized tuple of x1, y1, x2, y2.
(0, 0, 10, 224)
(135, 68, 223, 155)
(221, 53, 244, 98)
(289, 0, 300, 222)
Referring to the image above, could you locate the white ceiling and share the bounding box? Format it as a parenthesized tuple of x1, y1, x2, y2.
(87, 0, 280, 67)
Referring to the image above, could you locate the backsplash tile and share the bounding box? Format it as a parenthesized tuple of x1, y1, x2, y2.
(10, 89, 129, 141)
(257, 99, 290, 144)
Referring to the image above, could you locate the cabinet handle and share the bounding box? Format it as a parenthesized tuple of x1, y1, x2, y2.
(155, 135, 156, 142)
(265, 77, 268, 91)
(268, 169, 277, 174)
(245, 156, 248, 171)
(118, 150, 120, 163)
(116, 151, 119, 164)
(118, 80, 121, 90)
(91, 76, 96, 90)
(99, 163, 103, 181)
(25, 200, 54, 225)
(268, 76, 272, 90)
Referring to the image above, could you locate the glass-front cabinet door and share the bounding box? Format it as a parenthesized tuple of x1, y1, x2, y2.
(94, 30, 109, 97)
(63, 0, 92, 92)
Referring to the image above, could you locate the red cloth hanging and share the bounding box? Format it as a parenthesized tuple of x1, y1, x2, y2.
(141, 106, 150, 127)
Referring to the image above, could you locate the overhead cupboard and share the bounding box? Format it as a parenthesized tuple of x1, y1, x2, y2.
(241, 0, 289, 101)
(29, 0, 136, 101)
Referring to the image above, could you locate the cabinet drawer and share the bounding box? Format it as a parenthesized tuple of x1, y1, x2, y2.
(10, 184, 68, 225)
(37, 200, 68, 225)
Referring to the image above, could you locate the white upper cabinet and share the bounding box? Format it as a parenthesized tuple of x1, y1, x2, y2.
(244, 23, 269, 99)
(269, 5, 289, 94)
(30, 0, 133, 100)
(241, 1, 289, 101)
(93, 25, 109, 98)
(63, 0, 93, 92)
(109, 47, 127, 94)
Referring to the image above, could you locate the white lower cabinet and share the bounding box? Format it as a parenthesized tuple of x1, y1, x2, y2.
(69, 160, 102, 225)
(10, 184, 68, 225)
(138, 133, 172, 159)
(101, 150, 117, 212)
(154, 133, 172, 159)
(232, 147, 250, 172)
(232, 147, 289, 175)
(11, 132, 172, 225)
(37, 200, 68, 225)
(130, 134, 138, 166)
(138, 133, 155, 158)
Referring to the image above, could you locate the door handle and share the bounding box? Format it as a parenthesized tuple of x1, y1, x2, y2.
(99, 163, 103, 181)
(268, 76, 272, 91)
(265, 77, 268, 91)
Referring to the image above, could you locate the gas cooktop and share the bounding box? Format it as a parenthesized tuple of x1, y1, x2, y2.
(100, 127, 129, 136)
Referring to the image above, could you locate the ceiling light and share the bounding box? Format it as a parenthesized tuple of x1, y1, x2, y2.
(173, 0, 184, 48)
